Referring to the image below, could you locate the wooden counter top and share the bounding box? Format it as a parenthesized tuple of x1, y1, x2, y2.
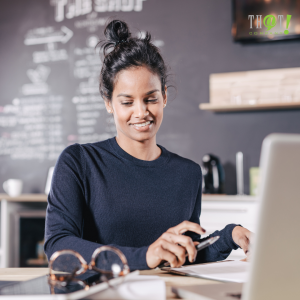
(0, 267, 221, 300)
(0, 268, 48, 281)
(0, 194, 47, 202)
(0, 193, 257, 203)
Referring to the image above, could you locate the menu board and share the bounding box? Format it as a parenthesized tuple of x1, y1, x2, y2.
(0, 0, 164, 192)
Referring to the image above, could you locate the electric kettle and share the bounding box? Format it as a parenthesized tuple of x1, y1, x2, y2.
(201, 154, 225, 194)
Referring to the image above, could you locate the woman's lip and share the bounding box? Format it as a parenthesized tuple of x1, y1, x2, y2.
(130, 120, 153, 125)
(130, 121, 153, 132)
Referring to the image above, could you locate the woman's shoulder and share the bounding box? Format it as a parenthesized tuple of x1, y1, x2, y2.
(62, 137, 112, 153)
(57, 138, 112, 164)
(161, 146, 202, 176)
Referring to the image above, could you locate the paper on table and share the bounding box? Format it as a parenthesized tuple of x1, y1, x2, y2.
(86, 272, 166, 300)
(117, 274, 166, 300)
(168, 260, 249, 283)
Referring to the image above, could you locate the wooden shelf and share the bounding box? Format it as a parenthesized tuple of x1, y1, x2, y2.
(26, 258, 48, 266)
(202, 195, 258, 202)
(0, 194, 47, 202)
(199, 102, 300, 112)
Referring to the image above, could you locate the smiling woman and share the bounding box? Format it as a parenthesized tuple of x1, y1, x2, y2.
(105, 67, 166, 161)
(98, 20, 168, 160)
(44, 19, 252, 271)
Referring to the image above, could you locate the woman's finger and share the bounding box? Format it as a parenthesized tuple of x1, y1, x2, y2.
(232, 226, 253, 254)
(246, 230, 254, 242)
(161, 232, 197, 262)
(239, 236, 250, 254)
(168, 220, 206, 235)
(155, 246, 181, 268)
(159, 240, 187, 266)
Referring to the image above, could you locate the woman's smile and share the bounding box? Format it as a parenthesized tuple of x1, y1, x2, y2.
(105, 66, 166, 145)
(129, 120, 154, 132)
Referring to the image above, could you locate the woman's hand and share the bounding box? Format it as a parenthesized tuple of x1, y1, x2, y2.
(146, 221, 206, 269)
(232, 226, 253, 260)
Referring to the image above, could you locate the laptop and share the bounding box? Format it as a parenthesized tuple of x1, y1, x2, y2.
(173, 133, 300, 300)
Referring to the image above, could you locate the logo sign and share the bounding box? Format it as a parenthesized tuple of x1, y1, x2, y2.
(50, 0, 147, 22)
(248, 14, 292, 36)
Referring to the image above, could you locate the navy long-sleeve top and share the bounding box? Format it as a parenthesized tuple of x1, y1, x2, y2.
(44, 137, 239, 270)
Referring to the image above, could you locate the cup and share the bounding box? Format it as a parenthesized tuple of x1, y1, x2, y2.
(3, 179, 23, 197)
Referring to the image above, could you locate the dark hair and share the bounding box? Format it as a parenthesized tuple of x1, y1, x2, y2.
(98, 20, 168, 102)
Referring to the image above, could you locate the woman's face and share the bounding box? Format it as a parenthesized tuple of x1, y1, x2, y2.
(105, 66, 167, 143)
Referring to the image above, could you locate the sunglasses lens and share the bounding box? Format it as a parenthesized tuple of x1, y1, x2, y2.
(50, 253, 84, 279)
(94, 250, 126, 277)
(50, 280, 86, 294)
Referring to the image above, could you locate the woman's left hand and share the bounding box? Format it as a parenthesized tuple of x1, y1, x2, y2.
(232, 226, 253, 260)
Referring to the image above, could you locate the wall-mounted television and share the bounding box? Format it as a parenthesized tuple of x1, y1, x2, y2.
(232, 0, 300, 42)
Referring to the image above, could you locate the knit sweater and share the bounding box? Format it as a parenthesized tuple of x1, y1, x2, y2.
(44, 137, 239, 270)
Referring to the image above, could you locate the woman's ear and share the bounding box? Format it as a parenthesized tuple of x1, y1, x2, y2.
(163, 85, 168, 106)
(104, 100, 113, 114)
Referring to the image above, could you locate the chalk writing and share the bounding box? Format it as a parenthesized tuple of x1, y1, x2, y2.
(51, 0, 147, 22)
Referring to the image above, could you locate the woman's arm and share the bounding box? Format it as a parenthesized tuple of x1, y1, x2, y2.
(187, 166, 240, 264)
(44, 144, 149, 271)
(144, 164, 239, 269)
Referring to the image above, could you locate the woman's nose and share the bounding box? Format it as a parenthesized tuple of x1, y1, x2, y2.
(134, 102, 149, 118)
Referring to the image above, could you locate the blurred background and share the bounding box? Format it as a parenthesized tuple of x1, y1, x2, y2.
(0, 0, 299, 267)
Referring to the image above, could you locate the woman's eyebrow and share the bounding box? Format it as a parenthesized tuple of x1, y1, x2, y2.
(145, 89, 159, 95)
(117, 93, 132, 98)
(116, 89, 159, 98)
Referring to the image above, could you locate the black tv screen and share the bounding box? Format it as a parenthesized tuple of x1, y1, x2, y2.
(232, 0, 300, 42)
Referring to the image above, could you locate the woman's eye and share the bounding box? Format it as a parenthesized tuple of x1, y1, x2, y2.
(121, 99, 157, 105)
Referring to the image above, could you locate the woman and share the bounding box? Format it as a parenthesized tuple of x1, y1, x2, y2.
(44, 20, 251, 271)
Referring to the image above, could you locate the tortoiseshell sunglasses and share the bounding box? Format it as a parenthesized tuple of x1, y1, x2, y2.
(48, 246, 130, 293)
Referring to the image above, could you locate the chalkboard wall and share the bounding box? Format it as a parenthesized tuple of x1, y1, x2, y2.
(0, 0, 299, 195)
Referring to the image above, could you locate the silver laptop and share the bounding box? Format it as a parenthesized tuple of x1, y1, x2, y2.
(173, 133, 300, 300)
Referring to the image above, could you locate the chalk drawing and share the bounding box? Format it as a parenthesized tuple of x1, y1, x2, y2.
(24, 26, 73, 45)
(138, 31, 164, 48)
(33, 49, 68, 63)
(78, 127, 94, 134)
(86, 34, 99, 47)
(27, 65, 51, 83)
(75, 12, 106, 32)
(22, 83, 49, 96)
(78, 77, 99, 94)
(72, 95, 102, 103)
(77, 119, 97, 126)
(78, 132, 113, 143)
(22, 65, 51, 96)
(0, 96, 65, 160)
(77, 111, 100, 118)
(76, 103, 105, 111)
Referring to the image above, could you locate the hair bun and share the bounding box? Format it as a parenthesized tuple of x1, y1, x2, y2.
(99, 19, 169, 102)
(104, 20, 131, 45)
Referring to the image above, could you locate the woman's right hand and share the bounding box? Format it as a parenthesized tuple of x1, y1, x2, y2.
(146, 221, 206, 269)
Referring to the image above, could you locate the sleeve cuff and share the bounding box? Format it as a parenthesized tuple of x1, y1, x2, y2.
(224, 224, 242, 250)
(126, 245, 150, 271)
